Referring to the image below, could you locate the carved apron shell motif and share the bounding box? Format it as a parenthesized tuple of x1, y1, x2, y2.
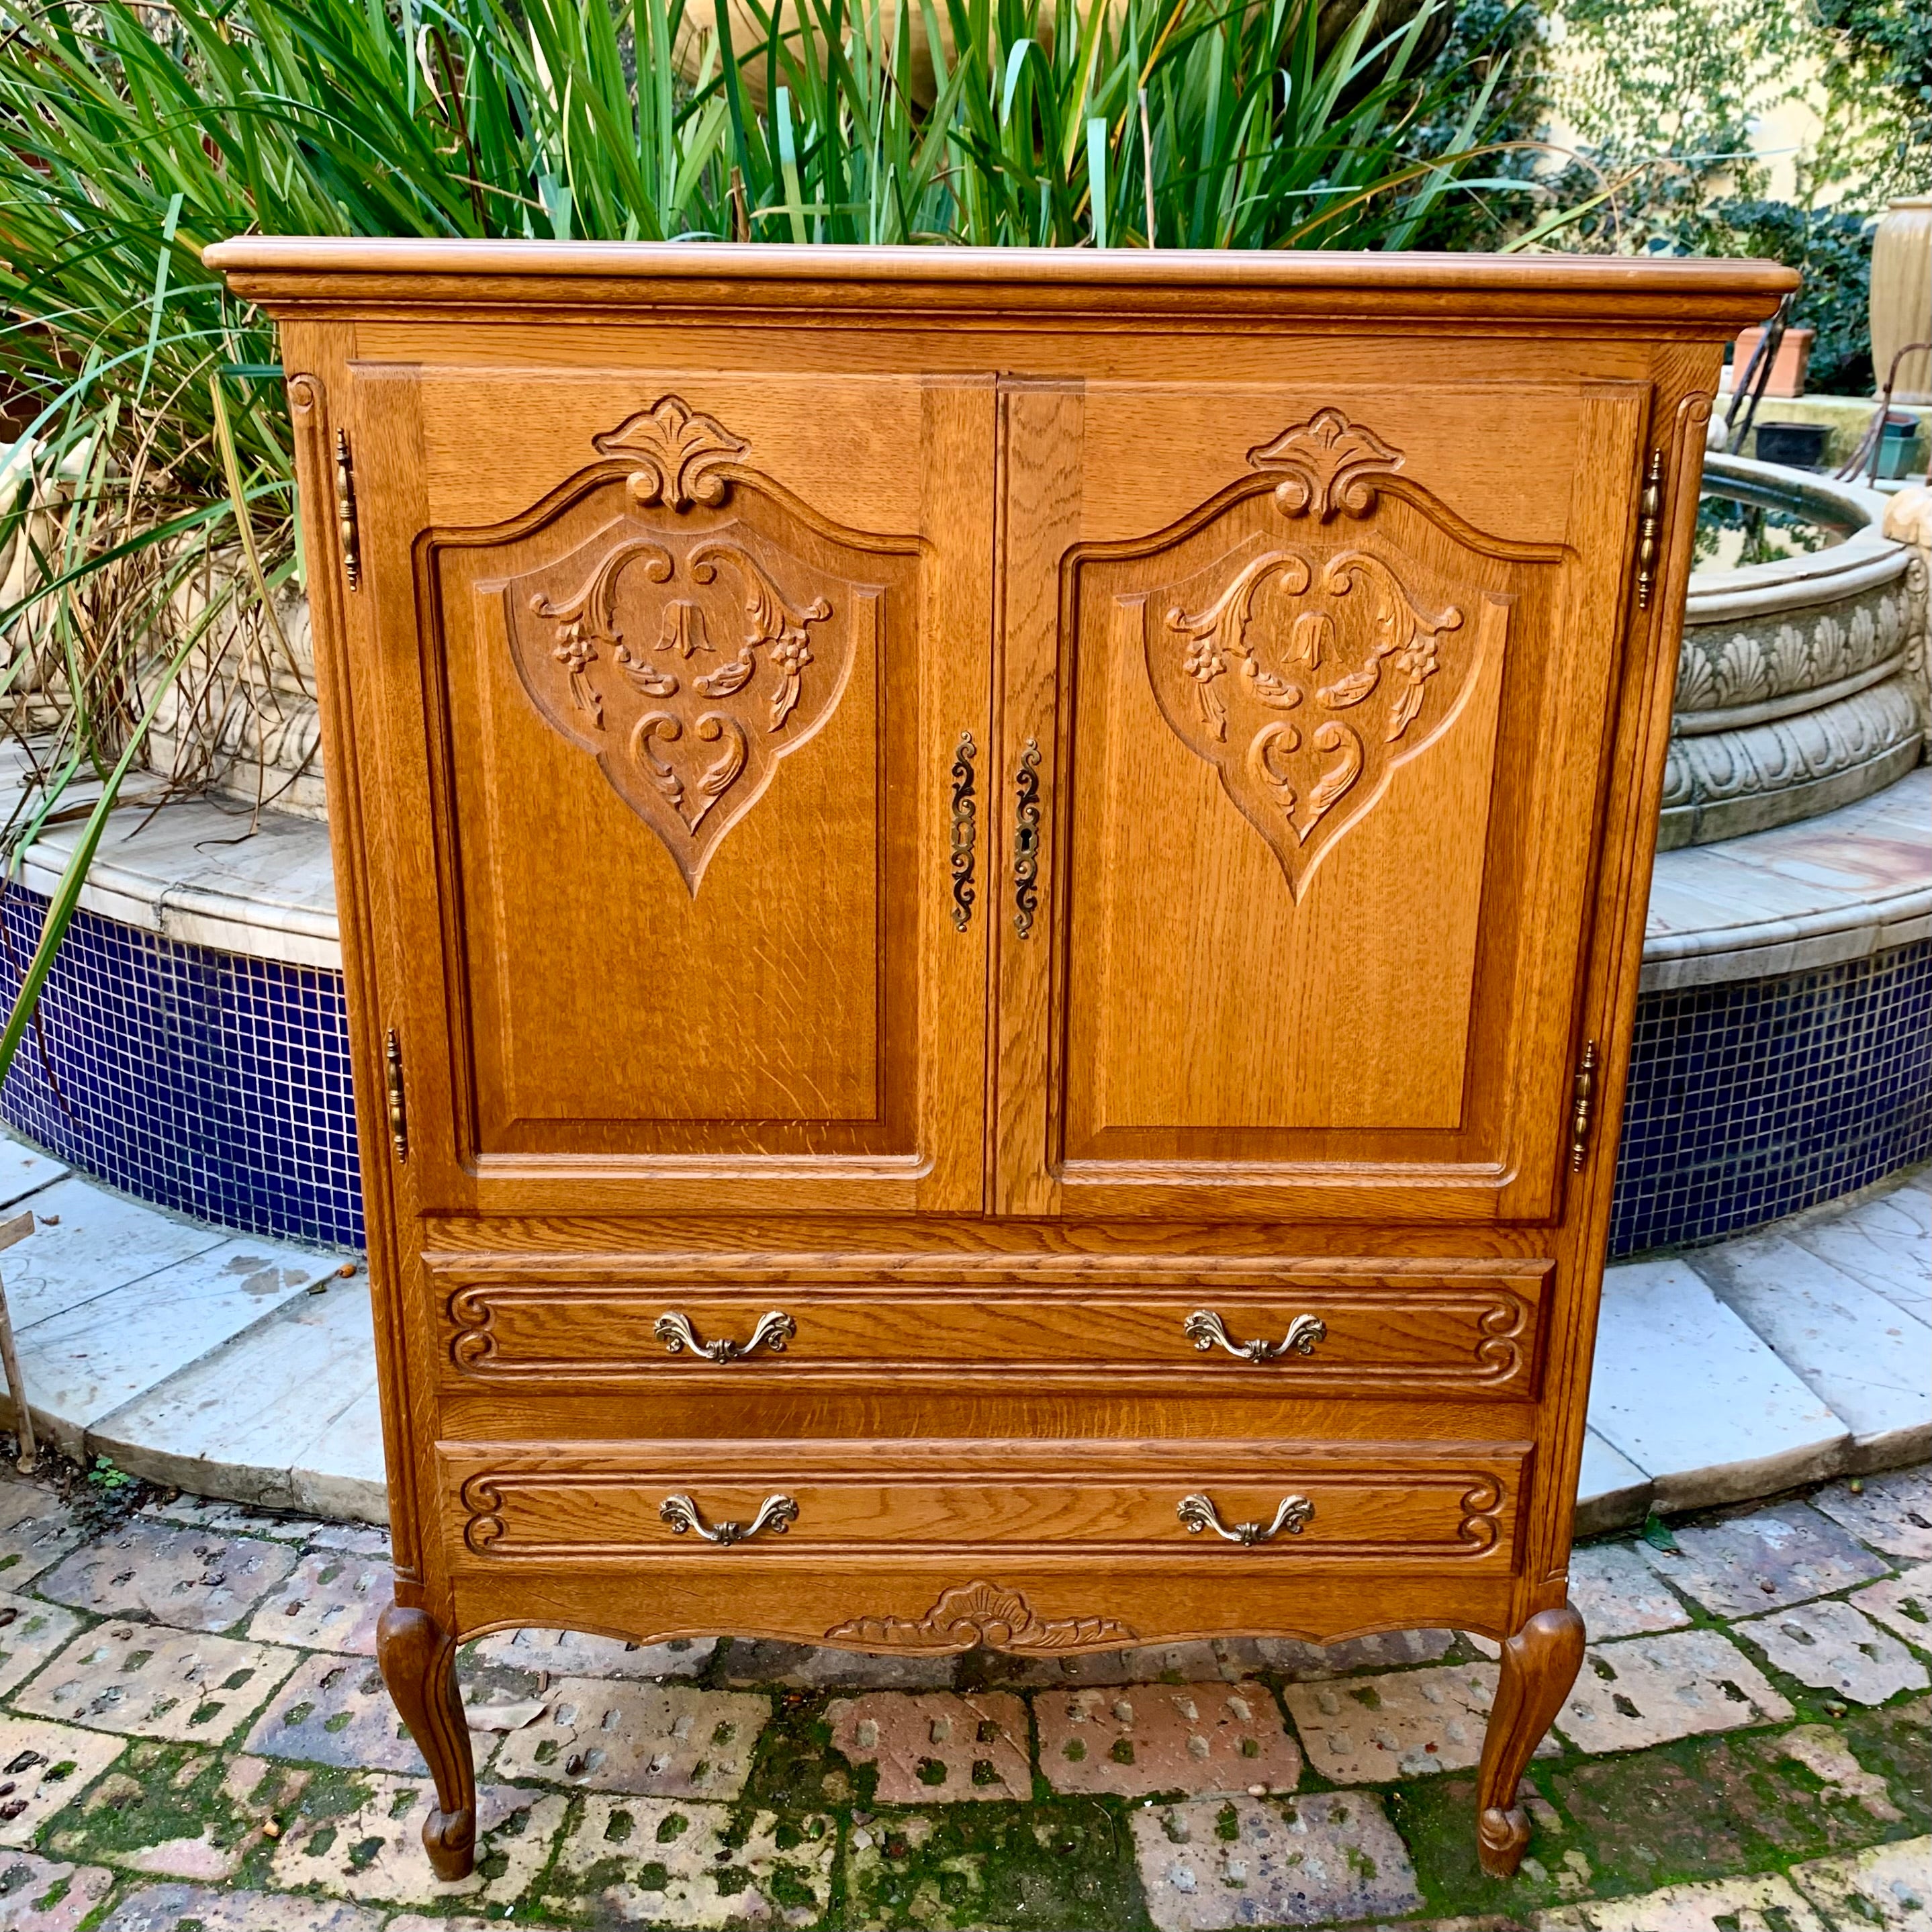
(498, 397, 854, 892)
(1141, 411, 1476, 897)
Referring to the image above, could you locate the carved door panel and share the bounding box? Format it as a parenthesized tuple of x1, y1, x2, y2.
(346, 369, 995, 1217)
(995, 379, 1650, 1222)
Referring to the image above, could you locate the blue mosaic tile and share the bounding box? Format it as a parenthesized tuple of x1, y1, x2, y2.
(0, 882, 363, 1249)
(0, 877, 1923, 1259)
(1609, 937, 1932, 1258)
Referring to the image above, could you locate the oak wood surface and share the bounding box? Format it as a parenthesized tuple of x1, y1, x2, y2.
(223, 241, 1796, 1880)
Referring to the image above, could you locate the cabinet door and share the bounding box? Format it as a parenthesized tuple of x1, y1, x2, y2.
(343, 367, 994, 1217)
(993, 378, 1651, 1222)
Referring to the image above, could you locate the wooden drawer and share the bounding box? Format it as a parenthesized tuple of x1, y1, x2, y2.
(430, 1260, 1551, 1399)
(439, 1439, 1529, 1569)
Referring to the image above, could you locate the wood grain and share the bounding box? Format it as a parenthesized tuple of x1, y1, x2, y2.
(219, 240, 1777, 1880)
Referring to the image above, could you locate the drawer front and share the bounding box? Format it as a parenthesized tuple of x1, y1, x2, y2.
(440, 1440, 1528, 1569)
(432, 1262, 1550, 1399)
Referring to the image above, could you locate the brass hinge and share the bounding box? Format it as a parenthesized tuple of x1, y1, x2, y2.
(1568, 1039, 1599, 1172)
(384, 1028, 408, 1160)
(1634, 450, 1664, 610)
(334, 428, 361, 591)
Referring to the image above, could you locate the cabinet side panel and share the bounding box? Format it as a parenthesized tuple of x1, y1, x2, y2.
(283, 333, 421, 1576)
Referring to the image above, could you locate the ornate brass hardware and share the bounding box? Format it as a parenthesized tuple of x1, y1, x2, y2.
(334, 428, 361, 591)
(1184, 1309, 1327, 1364)
(1634, 450, 1663, 610)
(1569, 1039, 1598, 1172)
(950, 730, 978, 931)
(1178, 1491, 1314, 1546)
(1013, 739, 1042, 937)
(384, 1028, 408, 1160)
(659, 1492, 798, 1546)
(653, 1309, 796, 1363)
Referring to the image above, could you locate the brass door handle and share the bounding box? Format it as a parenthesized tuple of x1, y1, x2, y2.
(1184, 1310, 1326, 1363)
(950, 729, 978, 931)
(653, 1310, 795, 1363)
(1013, 739, 1042, 936)
(1178, 1491, 1314, 1545)
(659, 1493, 798, 1546)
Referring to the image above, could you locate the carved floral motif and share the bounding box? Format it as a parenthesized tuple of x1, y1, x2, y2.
(825, 1581, 1138, 1653)
(1248, 408, 1405, 520)
(594, 396, 747, 511)
(500, 399, 852, 890)
(1150, 529, 1471, 894)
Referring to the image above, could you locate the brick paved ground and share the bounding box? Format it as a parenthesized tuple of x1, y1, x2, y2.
(0, 1467, 1923, 1930)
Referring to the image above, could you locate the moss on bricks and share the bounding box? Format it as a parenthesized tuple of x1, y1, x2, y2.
(845, 1799, 1148, 1932)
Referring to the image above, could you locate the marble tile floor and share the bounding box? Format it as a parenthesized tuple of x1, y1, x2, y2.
(0, 1469, 1921, 1929)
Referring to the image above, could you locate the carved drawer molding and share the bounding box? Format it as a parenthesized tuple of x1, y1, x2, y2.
(825, 1580, 1138, 1653)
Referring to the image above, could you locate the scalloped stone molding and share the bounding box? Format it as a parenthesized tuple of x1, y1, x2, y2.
(1660, 674, 1923, 849)
(1663, 458, 1928, 847)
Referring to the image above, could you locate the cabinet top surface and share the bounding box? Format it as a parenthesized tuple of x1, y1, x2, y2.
(204, 237, 1794, 332)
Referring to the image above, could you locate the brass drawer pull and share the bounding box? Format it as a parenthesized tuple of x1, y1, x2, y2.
(1013, 739, 1042, 936)
(1184, 1309, 1326, 1364)
(653, 1310, 795, 1363)
(659, 1492, 798, 1546)
(1179, 1491, 1314, 1546)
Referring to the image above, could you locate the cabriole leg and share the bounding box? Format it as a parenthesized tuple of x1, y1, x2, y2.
(1475, 1602, 1585, 1878)
(377, 1602, 477, 1880)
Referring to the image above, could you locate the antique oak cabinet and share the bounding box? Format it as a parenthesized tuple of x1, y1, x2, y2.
(206, 239, 1790, 1880)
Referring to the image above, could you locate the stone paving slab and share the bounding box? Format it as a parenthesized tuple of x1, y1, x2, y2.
(1036, 1681, 1303, 1798)
(1282, 1661, 1510, 1782)
(1788, 1833, 1932, 1929)
(1851, 1561, 1932, 1651)
(99, 1886, 384, 1931)
(1735, 1598, 1931, 1705)
(0, 1714, 123, 1846)
(0, 1848, 113, 1929)
(827, 1690, 1030, 1803)
(271, 1776, 567, 1908)
(244, 1551, 389, 1656)
(1573, 1431, 1652, 1538)
(475, 1626, 717, 1682)
(1130, 1792, 1421, 1930)
(14, 1624, 298, 1744)
(1640, 1501, 1892, 1616)
(1255, 1629, 1458, 1678)
(1536, 1870, 1829, 1929)
(17, 1243, 338, 1459)
(0, 1485, 84, 1589)
(1693, 1231, 1932, 1467)
(1788, 1187, 1932, 1324)
(978, 1639, 1264, 1688)
(488, 1681, 768, 1797)
(0, 1590, 79, 1698)
(1567, 1543, 1691, 1641)
(1812, 1467, 1932, 1561)
(1552, 1629, 1792, 1752)
(36, 1520, 298, 1632)
(1590, 1260, 1852, 1510)
(547, 1797, 836, 1927)
(0, 1179, 227, 1336)
(244, 1652, 424, 1772)
(89, 1279, 382, 1523)
(0, 1142, 66, 1212)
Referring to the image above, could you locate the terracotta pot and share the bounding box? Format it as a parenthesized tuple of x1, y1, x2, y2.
(1728, 325, 1814, 398)
(1871, 196, 1932, 402)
